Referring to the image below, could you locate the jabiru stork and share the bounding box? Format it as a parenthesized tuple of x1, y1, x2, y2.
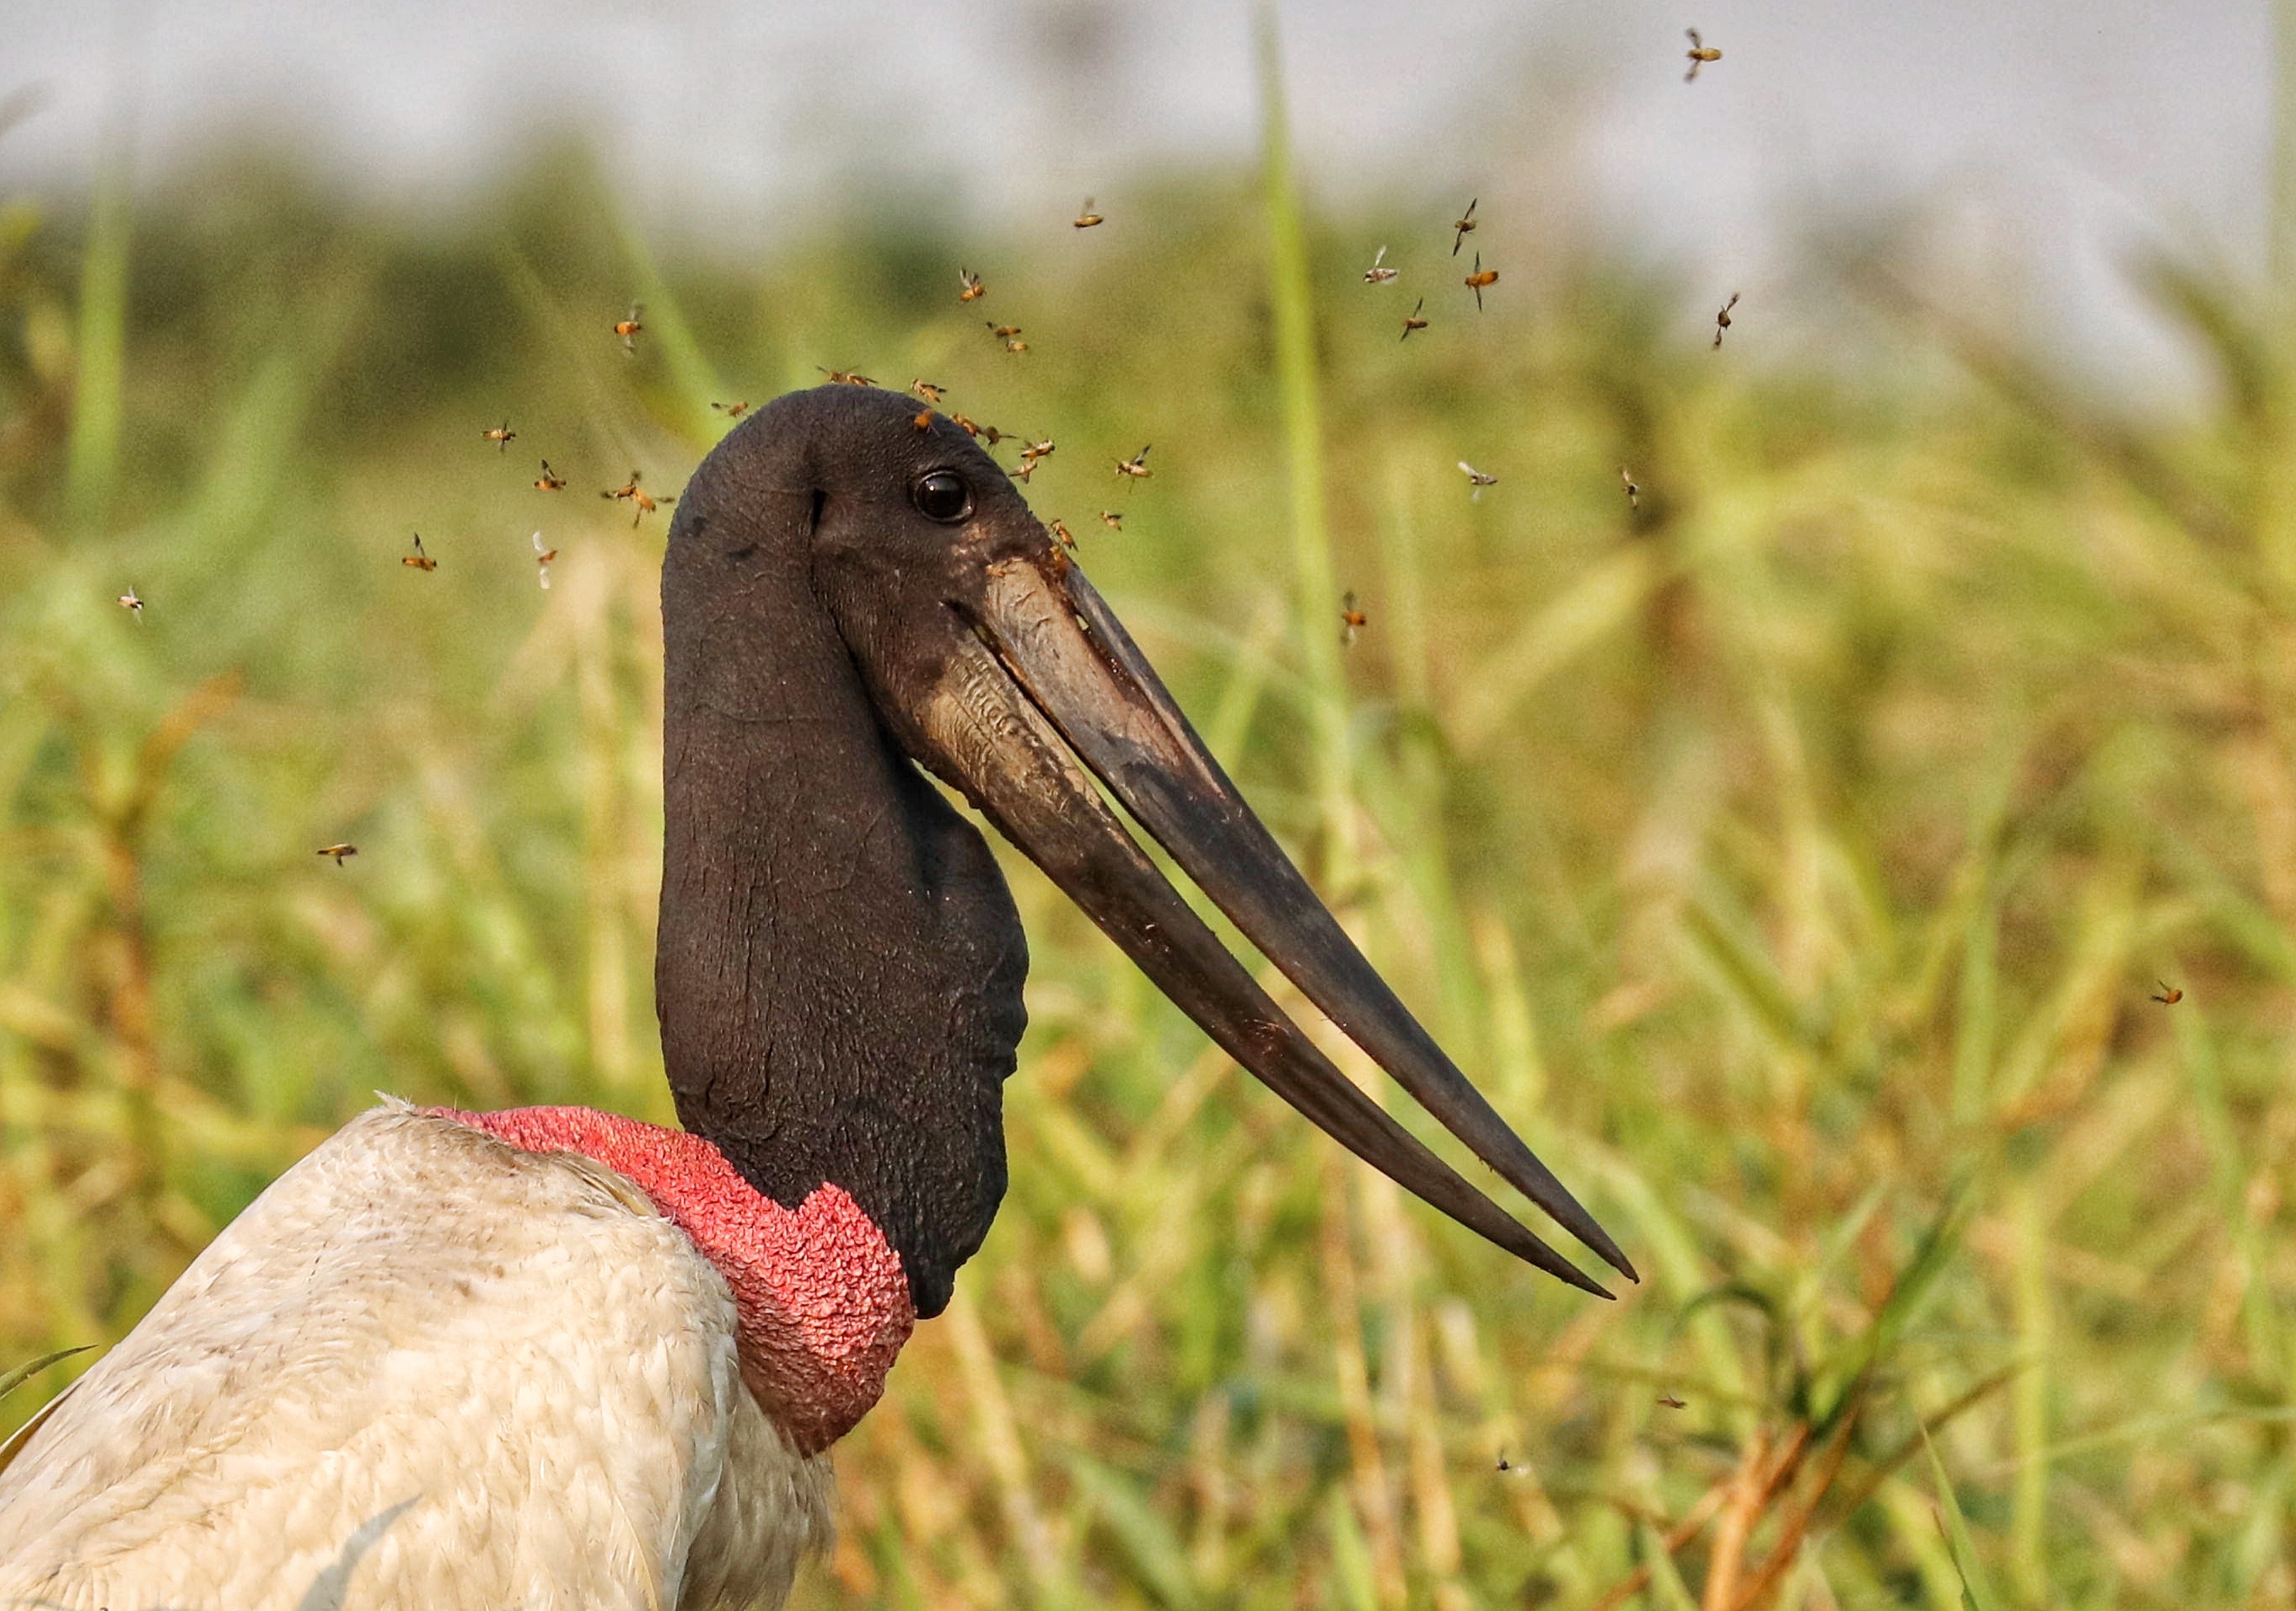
(0, 385, 1632, 1609)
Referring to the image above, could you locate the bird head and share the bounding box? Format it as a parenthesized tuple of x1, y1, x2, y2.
(659, 385, 1631, 1318)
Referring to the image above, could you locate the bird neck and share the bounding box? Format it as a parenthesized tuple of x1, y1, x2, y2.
(655, 446, 1027, 1321)
(428, 1105, 912, 1454)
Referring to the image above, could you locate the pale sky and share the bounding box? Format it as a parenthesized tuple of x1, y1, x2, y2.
(0, 0, 2274, 399)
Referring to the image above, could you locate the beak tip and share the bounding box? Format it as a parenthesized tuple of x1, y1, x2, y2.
(1580, 1235, 1639, 1286)
(1558, 1263, 1613, 1301)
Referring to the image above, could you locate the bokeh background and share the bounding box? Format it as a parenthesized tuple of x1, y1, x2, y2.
(3, 2, 2294, 1605)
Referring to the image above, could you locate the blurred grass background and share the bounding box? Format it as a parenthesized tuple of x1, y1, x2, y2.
(6, 28, 2296, 1608)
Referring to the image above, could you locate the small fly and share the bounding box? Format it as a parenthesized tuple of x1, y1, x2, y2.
(1362, 245, 1399, 285)
(1657, 1393, 1687, 1410)
(1099, 510, 1123, 529)
(958, 267, 986, 302)
(1459, 461, 1498, 500)
(818, 368, 876, 387)
(1465, 253, 1498, 312)
(316, 844, 358, 866)
(117, 585, 142, 621)
(402, 533, 437, 572)
(712, 400, 751, 420)
(1452, 197, 1478, 256)
(531, 531, 557, 590)
(1340, 590, 1368, 645)
(2152, 981, 2184, 1005)
(535, 460, 567, 491)
(614, 303, 644, 355)
(1713, 292, 1739, 349)
(1115, 445, 1153, 480)
(483, 421, 516, 454)
(1074, 197, 1105, 229)
(1047, 516, 1076, 550)
(1685, 28, 1722, 82)
(913, 409, 935, 431)
(602, 473, 675, 527)
(1620, 465, 1640, 508)
(986, 321, 1026, 354)
(911, 380, 947, 405)
(1401, 298, 1428, 340)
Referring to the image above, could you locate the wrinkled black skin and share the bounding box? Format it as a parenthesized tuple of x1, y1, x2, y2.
(659, 385, 1050, 1318)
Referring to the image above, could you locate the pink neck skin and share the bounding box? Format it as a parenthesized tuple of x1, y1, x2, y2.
(426, 1105, 914, 1455)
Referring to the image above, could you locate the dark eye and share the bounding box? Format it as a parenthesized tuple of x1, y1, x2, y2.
(913, 470, 972, 523)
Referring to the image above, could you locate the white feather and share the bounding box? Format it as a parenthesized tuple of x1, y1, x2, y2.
(0, 1106, 831, 1611)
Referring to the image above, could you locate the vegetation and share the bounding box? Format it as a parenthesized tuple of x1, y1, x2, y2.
(3, 46, 2295, 1610)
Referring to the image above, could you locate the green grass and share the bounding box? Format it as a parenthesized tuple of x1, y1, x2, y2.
(3, 98, 2296, 1609)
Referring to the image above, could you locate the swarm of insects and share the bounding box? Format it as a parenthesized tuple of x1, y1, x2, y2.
(910, 380, 946, 405)
(1114, 445, 1153, 481)
(316, 844, 358, 866)
(1073, 198, 1104, 229)
(1620, 465, 1640, 508)
(531, 532, 557, 590)
(602, 473, 675, 527)
(958, 268, 986, 302)
(117, 586, 142, 620)
(818, 368, 875, 387)
(1464, 253, 1498, 311)
(1362, 245, 1398, 285)
(1099, 510, 1123, 529)
(1401, 298, 1428, 341)
(1685, 28, 1722, 81)
(402, 534, 437, 572)
(535, 460, 567, 491)
(614, 303, 644, 355)
(1713, 292, 1739, 348)
(1340, 591, 1368, 645)
(1452, 197, 1478, 255)
(483, 421, 516, 454)
(1459, 461, 1498, 500)
(2152, 981, 2184, 1005)
(712, 400, 751, 419)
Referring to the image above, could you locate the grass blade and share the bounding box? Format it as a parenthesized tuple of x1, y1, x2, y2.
(1254, 2, 1349, 877)
(1922, 1426, 2002, 1611)
(0, 1345, 94, 1404)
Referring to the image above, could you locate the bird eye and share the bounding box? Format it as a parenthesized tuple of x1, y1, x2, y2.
(913, 470, 972, 524)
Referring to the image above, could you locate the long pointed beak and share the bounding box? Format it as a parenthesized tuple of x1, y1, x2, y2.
(890, 552, 1627, 1294)
(945, 561, 1634, 1294)
(982, 562, 1633, 1285)
(886, 580, 1607, 1303)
